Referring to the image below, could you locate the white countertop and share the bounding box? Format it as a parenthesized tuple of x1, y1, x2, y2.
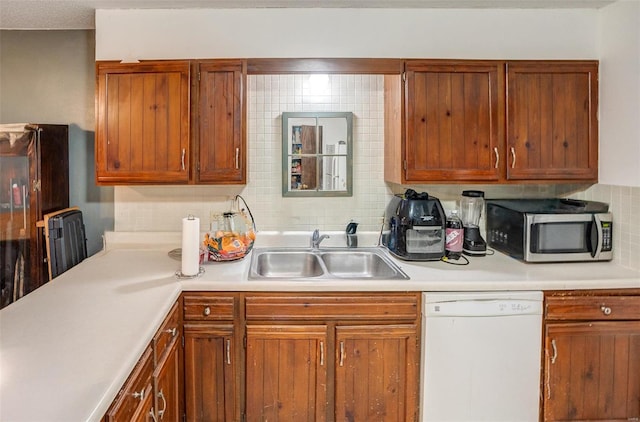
(1, 231, 638, 422)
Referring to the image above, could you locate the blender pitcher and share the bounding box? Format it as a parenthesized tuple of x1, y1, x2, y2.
(459, 190, 487, 256)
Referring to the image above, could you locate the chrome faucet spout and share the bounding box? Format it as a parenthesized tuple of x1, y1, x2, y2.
(310, 229, 330, 249)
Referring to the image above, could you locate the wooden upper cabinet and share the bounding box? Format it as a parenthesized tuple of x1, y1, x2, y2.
(96, 61, 191, 184)
(393, 60, 503, 183)
(506, 61, 598, 181)
(194, 60, 246, 184)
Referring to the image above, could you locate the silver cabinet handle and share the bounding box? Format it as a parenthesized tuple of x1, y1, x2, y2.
(203, 306, 211, 316)
(164, 327, 177, 337)
(494, 147, 499, 169)
(235, 148, 240, 170)
(157, 389, 166, 419)
(181, 148, 186, 171)
(510, 146, 516, 168)
(150, 408, 158, 422)
(320, 341, 324, 366)
(551, 339, 557, 364)
(226, 339, 231, 365)
(601, 306, 612, 316)
(132, 389, 145, 401)
(339, 341, 345, 367)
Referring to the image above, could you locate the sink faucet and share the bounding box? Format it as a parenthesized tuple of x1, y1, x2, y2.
(310, 229, 330, 249)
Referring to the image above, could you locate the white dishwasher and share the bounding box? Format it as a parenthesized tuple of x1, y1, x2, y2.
(421, 291, 543, 422)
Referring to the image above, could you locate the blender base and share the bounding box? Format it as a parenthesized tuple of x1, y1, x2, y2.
(463, 226, 487, 257)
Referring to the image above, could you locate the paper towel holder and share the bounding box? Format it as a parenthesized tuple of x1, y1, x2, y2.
(175, 266, 205, 279)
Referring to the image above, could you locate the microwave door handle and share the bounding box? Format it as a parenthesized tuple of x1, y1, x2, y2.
(591, 214, 604, 258)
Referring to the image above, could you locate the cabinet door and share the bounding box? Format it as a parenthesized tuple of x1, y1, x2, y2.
(105, 347, 154, 422)
(335, 325, 419, 422)
(154, 336, 181, 422)
(95, 61, 190, 184)
(507, 61, 598, 181)
(404, 60, 503, 182)
(195, 60, 246, 184)
(544, 321, 640, 421)
(184, 323, 237, 422)
(245, 324, 328, 422)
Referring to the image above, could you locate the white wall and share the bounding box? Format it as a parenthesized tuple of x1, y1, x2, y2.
(598, 0, 640, 187)
(95, 8, 598, 60)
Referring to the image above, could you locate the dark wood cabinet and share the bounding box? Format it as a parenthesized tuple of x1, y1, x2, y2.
(245, 324, 328, 421)
(244, 293, 420, 422)
(95, 61, 191, 184)
(194, 60, 246, 184)
(335, 324, 418, 422)
(398, 60, 503, 182)
(152, 301, 183, 422)
(105, 346, 155, 422)
(543, 293, 640, 422)
(106, 301, 183, 422)
(385, 59, 598, 184)
(154, 335, 181, 422)
(95, 59, 246, 185)
(506, 61, 598, 181)
(0, 124, 68, 308)
(183, 293, 239, 422)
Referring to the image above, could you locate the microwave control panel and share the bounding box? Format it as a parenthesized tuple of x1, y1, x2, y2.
(601, 221, 613, 252)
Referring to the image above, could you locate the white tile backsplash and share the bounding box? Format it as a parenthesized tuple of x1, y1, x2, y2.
(113, 74, 639, 271)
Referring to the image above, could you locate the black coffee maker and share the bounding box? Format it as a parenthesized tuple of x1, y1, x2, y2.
(382, 189, 446, 261)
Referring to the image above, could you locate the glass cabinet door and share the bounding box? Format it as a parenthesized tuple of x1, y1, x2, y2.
(1, 128, 35, 308)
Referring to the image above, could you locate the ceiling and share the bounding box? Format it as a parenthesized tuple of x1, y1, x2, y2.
(0, 0, 617, 30)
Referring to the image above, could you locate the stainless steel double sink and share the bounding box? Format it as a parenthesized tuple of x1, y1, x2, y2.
(248, 247, 409, 280)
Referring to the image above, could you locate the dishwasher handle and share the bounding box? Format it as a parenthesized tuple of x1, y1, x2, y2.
(425, 299, 543, 317)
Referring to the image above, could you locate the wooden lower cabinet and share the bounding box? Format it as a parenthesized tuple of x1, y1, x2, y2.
(109, 293, 419, 422)
(335, 325, 418, 422)
(244, 293, 420, 422)
(104, 346, 155, 422)
(184, 323, 237, 421)
(543, 293, 640, 422)
(182, 293, 239, 421)
(245, 324, 329, 421)
(154, 335, 181, 421)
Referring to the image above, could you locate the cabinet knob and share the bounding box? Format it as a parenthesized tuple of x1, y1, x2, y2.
(164, 327, 177, 337)
(203, 306, 211, 316)
(601, 305, 612, 316)
(132, 389, 145, 401)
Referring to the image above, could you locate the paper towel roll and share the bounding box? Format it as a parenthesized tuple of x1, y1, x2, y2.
(181, 216, 200, 276)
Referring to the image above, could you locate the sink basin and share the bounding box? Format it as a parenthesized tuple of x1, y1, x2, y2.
(320, 251, 400, 279)
(248, 247, 408, 280)
(253, 251, 324, 278)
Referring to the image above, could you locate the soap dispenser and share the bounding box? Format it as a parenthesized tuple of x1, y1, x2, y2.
(346, 220, 358, 248)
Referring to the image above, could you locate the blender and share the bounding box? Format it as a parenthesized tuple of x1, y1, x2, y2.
(459, 190, 487, 256)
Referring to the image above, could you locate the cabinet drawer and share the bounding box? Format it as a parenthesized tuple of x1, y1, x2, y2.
(105, 346, 153, 421)
(153, 301, 181, 363)
(183, 293, 236, 321)
(546, 296, 640, 320)
(245, 293, 419, 321)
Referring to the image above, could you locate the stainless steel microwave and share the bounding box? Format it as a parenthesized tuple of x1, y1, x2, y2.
(486, 199, 613, 263)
